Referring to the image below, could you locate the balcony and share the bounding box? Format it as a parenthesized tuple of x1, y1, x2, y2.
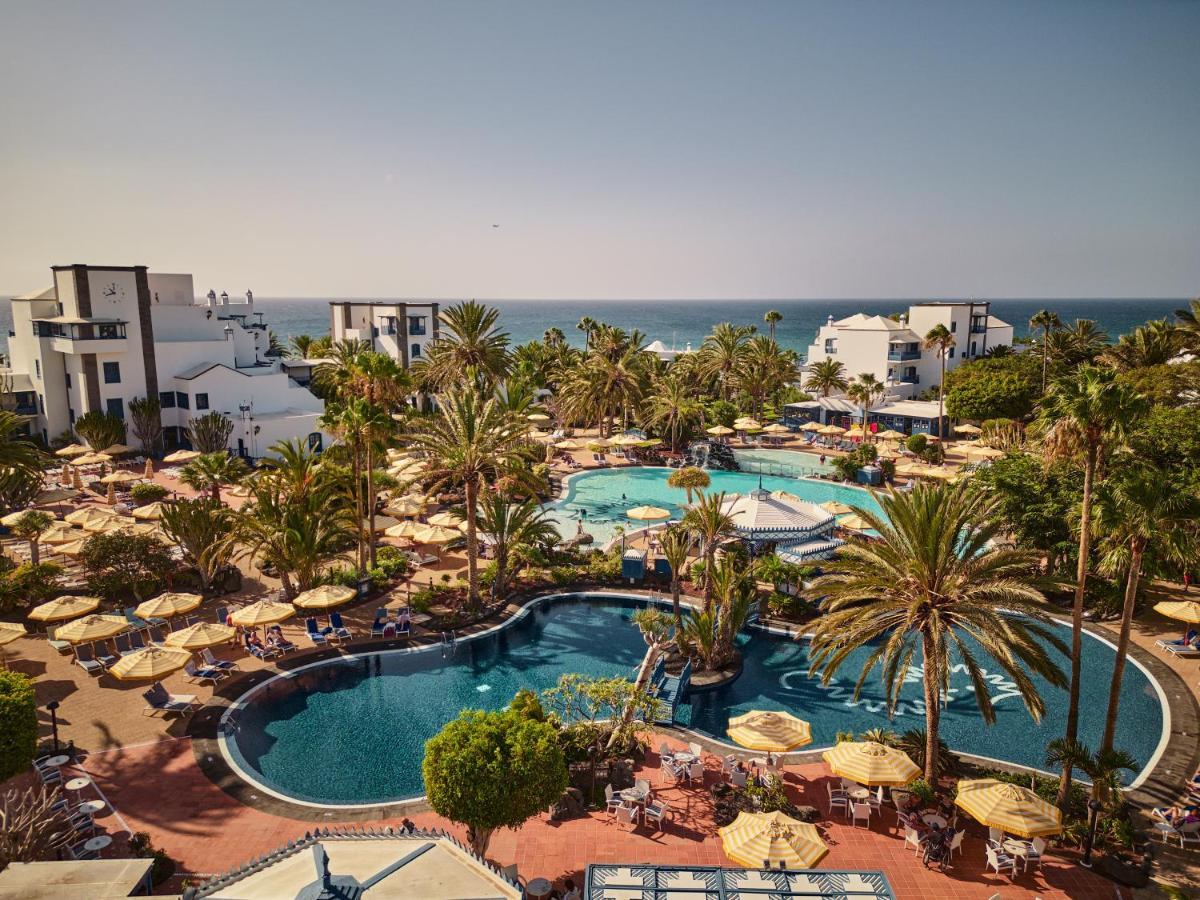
(34, 317, 128, 354)
(969, 321, 988, 334)
(408, 321, 427, 336)
(887, 349, 921, 361)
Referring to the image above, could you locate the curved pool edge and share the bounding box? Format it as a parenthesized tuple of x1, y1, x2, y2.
(192, 589, 1188, 819)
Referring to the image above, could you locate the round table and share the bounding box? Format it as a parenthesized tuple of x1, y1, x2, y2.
(78, 799, 106, 815)
(673, 752, 697, 765)
(44, 755, 70, 768)
(83, 835, 112, 855)
(620, 787, 650, 805)
(849, 788, 871, 801)
(526, 877, 552, 900)
(64, 777, 91, 793)
(922, 813, 948, 829)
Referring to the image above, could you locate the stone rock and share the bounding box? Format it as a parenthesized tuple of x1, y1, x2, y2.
(549, 787, 586, 821)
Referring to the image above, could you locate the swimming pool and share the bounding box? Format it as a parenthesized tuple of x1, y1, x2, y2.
(544, 467, 881, 544)
(221, 594, 1167, 808)
(734, 448, 838, 478)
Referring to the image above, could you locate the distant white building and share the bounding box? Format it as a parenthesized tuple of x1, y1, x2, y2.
(804, 301, 1014, 399)
(5, 264, 327, 458)
(328, 300, 441, 368)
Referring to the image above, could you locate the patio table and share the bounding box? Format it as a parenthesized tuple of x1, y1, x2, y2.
(84, 834, 113, 856)
(922, 813, 947, 829)
(44, 755, 70, 768)
(526, 877, 552, 900)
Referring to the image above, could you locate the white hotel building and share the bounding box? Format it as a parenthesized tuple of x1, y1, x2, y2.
(5, 264, 327, 458)
(804, 300, 1014, 399)
(328, 300, 440, 367)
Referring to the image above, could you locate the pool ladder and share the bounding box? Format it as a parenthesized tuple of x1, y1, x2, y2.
(440, 630, 457, 658)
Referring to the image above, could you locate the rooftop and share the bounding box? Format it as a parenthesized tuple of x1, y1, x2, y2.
(0, 859, 153, 900)
(584, 864, 894, 900)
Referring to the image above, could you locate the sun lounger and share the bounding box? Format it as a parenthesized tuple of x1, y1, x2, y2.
(123, 606, 155, 629)
(329, 612, 352, 641)
(128, 631, 147, 651)
(305, 618, 329, 646)
(147, 625, 166, 643)
(113, 634, 136, 657)
(1157, 630, 1198, 649)
(47, 626, 72, 654)
(201, 648, 237, 672)
(92, 641, 118, 668)
(371, 617, 387, 637)
(142, 682, 199, 716)
(183, 659, 227, 685)
(245, 641, 280, 661)
(1164, 640, 1200, 657)
(73, 645, 105, 676)
(214, 606, 229, 625)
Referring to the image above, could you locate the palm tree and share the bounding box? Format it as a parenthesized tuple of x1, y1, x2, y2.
(0, 411, 45, 488)
(611, 607, 677, 741)
(1098, 320, 1182, 371)
(476, 495, 560, 597)
(805, 481, 1068, 782)
(659, 527, 694, 645)
(681, 490, 734, 611)
(737, 336, 798, 418)
(697, 323, 753, 400)
(710, 556, 755, 668)
(321, 399, 393, 569)
(179, 452, 249, 502)
(644, 377, 705, 452)
(1175, 297, 1200, 353)
(1029, 309, 1062, 392)
(667, 466, 710, 504)
(72, 411, 125, 451)
(290, 334, 317, 358)
(923, 324, 956, 440)
(576, 316, 598, 351)
(185, 411, 234, 454)
(255, 438, 325, 500)
(159, 497, 235, 592)
(1032, 366, 1146, 805)
(846, 373, 885, 436)
(420, 300, 510, 390)
(10, 511, 52, 565)
(311, 339, 372, 399)
(764, 309, 783, 341)
(411, 389, 527, 609)
(804, 358, 849, 398)
(1045, 739, 1138, 808)
(1046, 320, 1110, 372)
(1094, 465, 1199, 753)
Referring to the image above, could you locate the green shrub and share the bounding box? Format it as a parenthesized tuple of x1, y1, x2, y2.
(905, 433, 928, 454)
(766, 591, 809, 620)
(130, 482, 168, 503)
(127, 831, 177, 885)
(0, 671, 38, 781)
(904, 778, 936, 806)
(585, 548, 622, 581)
(550, 566, 577, 586)
(0, 562, 63, 614)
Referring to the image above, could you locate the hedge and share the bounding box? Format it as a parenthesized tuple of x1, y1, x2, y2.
(0, 670, 38, 780)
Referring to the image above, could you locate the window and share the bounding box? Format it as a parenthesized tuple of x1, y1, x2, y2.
(948, 347, 955, 358)
(103, 361, 121, 384)
(68, 408, 75, 424)
(106, 398, 125, 419)
(65, 373, 71, 389)
(950, 321, 957, 332)
(195, 393, 209, 410)
(307, 432, 323, 452)
(159, 391, 176, 408)
(970, 341, 977, 357)
(824, 338, 837, 355)
(408, 316, 427, 336)
(38, 394, 44, 413)
(177, 392, 189, 409)
(34, 360, 40, 378)
(411, 343, 421, 359)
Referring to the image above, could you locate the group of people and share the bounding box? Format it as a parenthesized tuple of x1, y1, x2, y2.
(244, 624, 295, 654)
(896, 791, 959, 871)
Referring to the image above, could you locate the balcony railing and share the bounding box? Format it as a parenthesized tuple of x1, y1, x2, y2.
(970, 322, 988, 334)
(408, 324, 427, 336)
(887, 349, 921, 361)
(33, 322, 127, 340)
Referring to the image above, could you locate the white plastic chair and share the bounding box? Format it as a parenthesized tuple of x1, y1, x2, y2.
(688, 762, 705, 785)
(827, 783, 850, 817)
(730, 769, 748, 788)
(615, 804, 638, 828)
(658, 742, 675, 765)
(948, 829, 965, 859)
(985, 847, 1016, 877)
(988, 826, 1004, 844)
(604, 784, 623, 815)
(644, 799, 670, 830)
(903, 827, 922, 855)
(850, 801, 871, 827)
(688, 741, 703, 757)
(635, 778, 650, 796)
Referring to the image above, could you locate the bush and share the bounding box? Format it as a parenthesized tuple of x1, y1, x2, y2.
(0, 562, 63, 615)
(130, 482, 168, 503)
(0, 671, 37, 781)
(905, 433, 928, 454)
(550, 566, 577, 586)
(80, 531, 175, 602)
(766, 591, 809, 620)
(127, 831, 177, 885)
(585, 548, 622, 581)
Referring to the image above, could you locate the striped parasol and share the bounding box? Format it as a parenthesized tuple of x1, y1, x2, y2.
(292, 585, 356, 610)
(53, 614, 130, 643)
(719, 810, 828, 868)
(0, 622, 27, 647)
(727, 710, 812, 751)
(136, 592, 203, 620)
(164, 622, 237, 650)
(131, 501, 167, 520)
(822, 741, 920, 786)
(28, 595, 100, 622)
(954, 779, 1062, 838)
(229, 600, 295, 627)
(107, 645, 192, 681)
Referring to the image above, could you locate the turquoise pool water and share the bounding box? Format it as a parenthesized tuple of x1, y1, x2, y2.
(734, 448, 838, 477)
(222, 595, 1165, 806)
(545, 467, 881, 544)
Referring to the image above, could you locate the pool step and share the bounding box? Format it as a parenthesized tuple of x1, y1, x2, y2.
(649, 658, 692, 724)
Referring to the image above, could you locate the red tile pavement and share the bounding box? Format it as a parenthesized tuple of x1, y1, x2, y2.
(70, 735, 1118, 898)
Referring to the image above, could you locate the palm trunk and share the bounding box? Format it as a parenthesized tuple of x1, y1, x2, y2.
(1058, 441, 1097, 807)
(703, 545, 715, 613)
(366, 442, 377, 569)
(607, 639, 665, 749)
(922, 632, 941, 784)
(212, 483, 220, 503)
(465, 478, 480, 609)
(1102, 540, 1143, 753)
(352, 439, 365, 572)
(938, 355, 946, 444)
(29, 540, 39, 565)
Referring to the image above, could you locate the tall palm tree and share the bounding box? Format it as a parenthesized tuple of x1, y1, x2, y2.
(476, 495, 560, 597)
(1046, 320, 1110, 372)
(681, 491, 734, 611)
(255, 438, 324, 500)
(10, 511, 52, 565)
(644, 377, 705, 452)
(803, 358, 849, 398)
(576, 316, 598, 352)
(710, 556, 755, 668)
(312, 339, 372, 399)
(1094, 465, 1199, 753)
(420, 300, 511, 390)
(1029, 309, 1062, 392)
(1098, 320, 1182, 371)
(290, 334, 317, 359)
(698, 323, 753, 401)
(805, 481, 1067, 782)
(1045, 740, 1137, 808)
(1175, 297, 1200, 353)
(659, 527, 694, 644)
(923, 324, 955, 440)
(846, 373, 885, 435)
(321, 399, 393, 569)
(764, 309, 783, 341)
(737, 336, 798, 418)
(1032, 366, 1146, 805)
(179, 452, 249, 503)
(667, 466, 710, 504)
(411, 389, 527, 609)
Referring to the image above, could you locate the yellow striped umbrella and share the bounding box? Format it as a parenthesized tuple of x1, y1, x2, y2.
(0, 622, 27, 646)
(965, 445, 1004, 460)
(131, 501, 167, 520)
(38, 523, 83, 544)
(818, 424, 846, 436)
(293, 585, 356, 610)
(385, 520, 424, 539)
(136, 592, 203, 620)
(163, 449, 200, 464)
(554, 439, 584, 450)
(86, 516, 134, 534)
(719, 811, 828, 869)
(954, 423, 982, 435)
(64, 507, 119, 528)
(727, 710, 813, 751)
(54, 443, 90, 458)
(626, 505, 671, 522)
(1154, 600, 1200, 624)
(229, 600, 295, 627)
(799, 421, 824, 432)
(164, 622, 237, 650)
(876, 429, 907, 440)
(28, 595, 100, 622)
(107, 644, 192, 681)
(100, 443, 134, 457)
(53, 614, 130, 644)
(54, 540, 88, 557)
(836, 514, 872, 531)
(427, 511, 465, 528)
(72, 453, 111, 466)
(762, 423, 790, 434)
(413, 524, 461, 544)
(706, 426, 734, 436)
(100, 471, 140, 485)
(954, 779, 1062, 839)
(820, 500, 853, 516)
(384, 498, 425, 518)
(822, 741, 920, 786)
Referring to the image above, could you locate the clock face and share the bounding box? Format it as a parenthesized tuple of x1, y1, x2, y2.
(100, 282, 126, 303)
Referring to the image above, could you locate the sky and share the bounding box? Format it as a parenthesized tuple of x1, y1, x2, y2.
(1, 1, 1198, 299)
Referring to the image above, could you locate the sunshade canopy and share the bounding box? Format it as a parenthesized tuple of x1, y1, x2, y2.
(706, 425, 734, 435)
(100, 471, 140, 484)
(164, 622, 237, 650)
(413, 524, 460, 543)
(876, 429, 906, 440)
(554, 439, 584, 450)
(1153, 600, 1200, 624)
(28, 595, 100, 622)
(54, 443, 90, 457)
(229, 600, 295, 627)
(836, 514, 872, 531)
(820, 500, 853, 515)
(954, 779, 1062, 838)
(720, 810, 829, 869)
(64, 507, 119, 527)
(293, 584, 356, 610)
(163, 449, 201, 463)
(131, 501, 167, 520)
(818, 425, 846, 435)
(108, 644, 192, 681)
(72, 453, 111, 465)
(626, 505, 671, 521)
(0, 622, 27, 647)
(136, 592, 203, 620)
(54, 614, 129, 643)
(385, 520, 424, 539)
(822, 741, 920, 786)
(954, 423, 983, 435)
(799, 421, 824, 432)
(727, 710, 813, 751)
(762, 423, 790, 434)
(427, 511, 465, 528)
(526, 412, 550, 422)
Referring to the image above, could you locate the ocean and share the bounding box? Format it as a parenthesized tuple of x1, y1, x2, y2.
(0, 296, 1184, 360)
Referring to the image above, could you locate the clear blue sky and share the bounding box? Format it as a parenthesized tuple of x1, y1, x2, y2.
(1, 1, 1197, 299)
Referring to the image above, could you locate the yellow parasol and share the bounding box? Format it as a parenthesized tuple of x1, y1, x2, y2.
(100, 471, 140, 485)
(107, 644, 193, 681)
(876, 429, 906, 440)
(762, 423, 790, 434)
(609, 434, 643, 447)
(385, 520, 425, 540)
(55, 444, 90, 458)
(135, 592, 203, 620)
(413, 524, 461, 544)
(706, 426, 734, 436)
(53, 614, 129, 644)
(965, 445, 1004, 460)
(0, 622, 27, 647)
(28, 595, 100, 622)
(163, 449, 200, 464)
(292, 584, 356, 610)
(727, 710, 813, 751)
(554, 439, 584, 451)
(837, 514, 872, 531)
(845, 426, 865, 438)
(54, 539, 88, 557)
(954, 779, 1062, 839)
(799, 421, 824, 432)
(719, 810, 829, 869)
(1154, 600, 1200, 624)
(735, 419, 762, 431)
(230, 600, 295, 627)
(820, 500, 853, 516)
(769, 490, 803, 503)
(954, 423, 982, 435)
(163, 622, 237, 650)
(384, 498, 425, 518)
(72, 453, 112, 466)
(65, 507, 119, 528)
(427, 511, 466, 528)
(1, 509, 49, 527)
(100, 443, 133, 456)
(818, 424, 846, 436)
(131, 501, 167, 520)
(626, 505, 671, 521)
(822, 741, 920, 787)
(86, 515, 134, 534)
(526, 412, 550, 422)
